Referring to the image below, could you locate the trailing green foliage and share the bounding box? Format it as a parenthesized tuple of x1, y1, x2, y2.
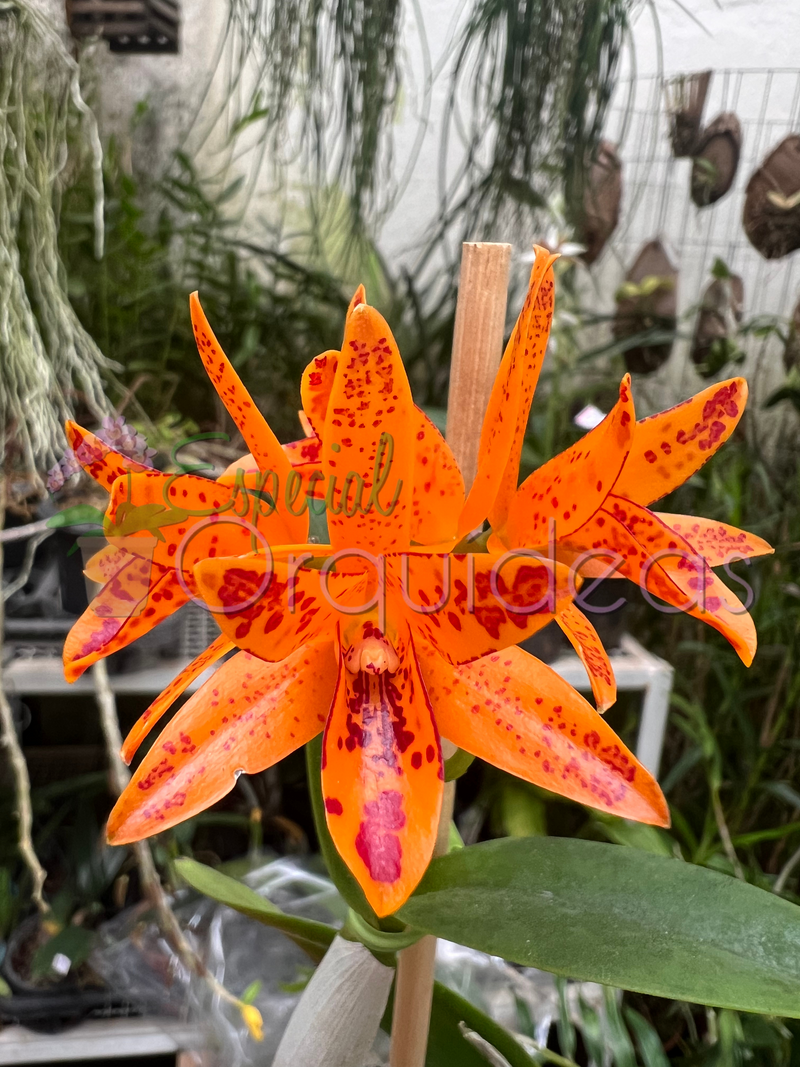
(442, 0, 630, 239)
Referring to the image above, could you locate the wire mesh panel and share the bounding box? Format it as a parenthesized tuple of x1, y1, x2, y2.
(594, 69, 800, 404)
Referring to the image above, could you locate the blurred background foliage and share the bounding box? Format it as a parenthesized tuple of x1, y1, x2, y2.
(2, 0, 800, 1061)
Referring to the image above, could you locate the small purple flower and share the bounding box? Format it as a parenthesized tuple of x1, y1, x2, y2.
(48, 417, 156, 493)
(47, 449, 82, 492)
(97, 416, 157, 467)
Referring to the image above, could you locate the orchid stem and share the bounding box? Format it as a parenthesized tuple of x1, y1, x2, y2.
(389, 241, 511, 1067)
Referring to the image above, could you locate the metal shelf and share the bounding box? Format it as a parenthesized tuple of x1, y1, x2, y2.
(2, 657, 216, 698)
(2, 636, 673, 773)
(0, 1017, 205, 1064)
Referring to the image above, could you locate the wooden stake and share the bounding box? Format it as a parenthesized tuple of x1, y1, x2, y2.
(390, 242, 511, 1067)
(445, 242, 513, 489)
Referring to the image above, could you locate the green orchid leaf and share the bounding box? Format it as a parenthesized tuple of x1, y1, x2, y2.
(174, 857, 335, 963)
(397, 837, 800, 1017)
(47, 505, 106, 529)
(31, 924, 95, 979)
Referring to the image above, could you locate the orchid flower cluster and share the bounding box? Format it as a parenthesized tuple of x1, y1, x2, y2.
(62, 247, 770, 918)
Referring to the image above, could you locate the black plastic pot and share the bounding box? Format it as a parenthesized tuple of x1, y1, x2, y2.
(1, 916, 131, 1034)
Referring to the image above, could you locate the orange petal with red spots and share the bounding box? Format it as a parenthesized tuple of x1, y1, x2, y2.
(323, 303, 415, 554)
(301, 351, 339, 436)
(653, 514, 773, 566)
(106, 470, 294, 580)
(280, 436, 327, 513)
(411, 411, 465, 544)
(64, 561, 188, 682)
(120, 633, 235, 764)
(189, 293, 307, 544)
(107, 643, 336, 844)
(392, 550, 573, 665)
(283, 435, 322, 468)
(66, 421, 152, 492)
(322, 627, 443, 917)
(193, 555, 370, 662)
(419, 643, 668, 827)
(614, 378, 748, 507)
(504, 375, 634, 549)
(567, 497, 757, 665)
(459, 247, 558, 538)
(556, 603, 616, 712)
(83, 542, 138, 585)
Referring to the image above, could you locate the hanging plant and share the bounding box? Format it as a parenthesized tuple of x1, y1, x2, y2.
(743, 134, 800, 259)
(664, 70, 711, 158)
(691, 112, 742, 207)
(580, 139, 623, 265)
(0, 1, 110, 476)
(783, 294, 800, 371)
(613, 239, 678, 374)
(690, 262, 744, 378)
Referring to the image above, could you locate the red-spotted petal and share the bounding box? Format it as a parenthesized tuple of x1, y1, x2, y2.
(106, 470, 294, 579)
(323, 303, 416, 553)
(653, 514, 773, 565)
(614, 378, 747, 506)
(410, 412, 465, 544)
(322, 626, 443, 917)
(301, 351, 339, 436)
(392, 550, 573, 665)
(121, 633, 235, 764)
(459, 247, 558, 538)
(193, 555, 370, 662)
(190, 292, 307, 544)
(66, 421, 152, 491)
(556, 603, 616, 712)
(107, 644, 336, 843)
(64, 560, 188, 682)
(418, 643, 668, 826)
(567, 497, 757, 665)
(503, 375, 634, 548)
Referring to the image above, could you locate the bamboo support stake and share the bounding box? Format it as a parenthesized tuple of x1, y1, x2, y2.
(445, 243, 513, 489)
(390, 242, 511, 1067)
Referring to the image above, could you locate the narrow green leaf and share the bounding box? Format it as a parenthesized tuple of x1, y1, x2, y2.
(397, 837, 800, 1016)
(31, 925, 94, 979)
(624, 1007, 669, 1067)
(47, 504, 105, 529)
(174, 857, 335, 963)
(601, 987, 636, 1067)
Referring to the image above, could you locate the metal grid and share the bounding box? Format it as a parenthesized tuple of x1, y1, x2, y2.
(595, 69, 800, 403)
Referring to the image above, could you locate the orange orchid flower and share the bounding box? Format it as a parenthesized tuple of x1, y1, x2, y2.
(105, 254, 671, 918)
(61, 295, 311, 686)
(476, 352, 772, 700)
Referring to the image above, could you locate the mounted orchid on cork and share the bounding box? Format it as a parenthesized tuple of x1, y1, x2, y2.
(61, 243, 800, 1066)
